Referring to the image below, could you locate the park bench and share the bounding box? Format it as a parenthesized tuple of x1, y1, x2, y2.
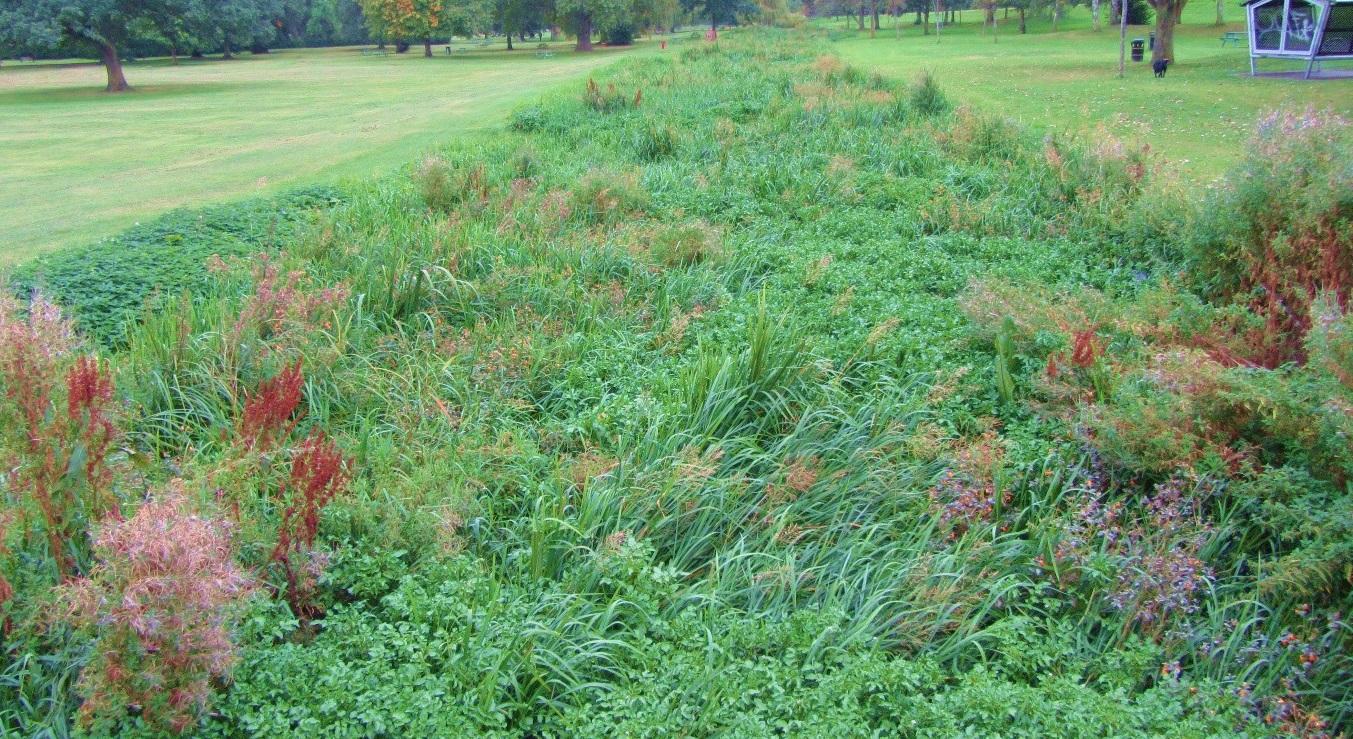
(360, 48, 388, 56)
(535, 50, 556, 58)
(19, 55, 36, 62)
(1220, 31, 1244, 46)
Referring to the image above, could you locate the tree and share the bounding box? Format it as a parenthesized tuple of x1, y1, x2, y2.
(497, 0, 550, 49)
(186, 0, 281, 58)
(0, 0, 190, 91)
(557, 0, 630, 49)
(358, 0, 447, 55)
(1147, 0, 1183, 63)
(679, 0, 756, 37)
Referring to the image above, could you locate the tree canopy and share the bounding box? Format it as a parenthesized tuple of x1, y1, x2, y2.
(680, 0, 758, 34)
(0, 0, 190, 90)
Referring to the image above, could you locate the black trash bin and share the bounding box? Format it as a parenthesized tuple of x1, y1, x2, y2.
(1131, 38, 1145, 62)
(1149, 31, 1156, 50)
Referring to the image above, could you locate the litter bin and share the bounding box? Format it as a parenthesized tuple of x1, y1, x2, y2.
(1148, 31, 1156, 50)
(1131, 38, 1145, 62)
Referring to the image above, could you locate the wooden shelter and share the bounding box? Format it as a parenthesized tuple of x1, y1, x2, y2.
(1244, 0, 1353, 76)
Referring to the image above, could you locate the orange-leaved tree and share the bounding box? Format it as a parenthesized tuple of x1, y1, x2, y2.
(359, 0, 444, 55)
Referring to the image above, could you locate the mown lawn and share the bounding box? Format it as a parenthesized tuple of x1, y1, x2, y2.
(0, 42, 644, 263)
(825, 2, 1353, 179)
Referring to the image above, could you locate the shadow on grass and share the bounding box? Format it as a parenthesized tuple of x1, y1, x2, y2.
(0, 82, 236, 105)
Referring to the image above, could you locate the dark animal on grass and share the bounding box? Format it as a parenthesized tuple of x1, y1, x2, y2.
(1153, 59, 1170, 78)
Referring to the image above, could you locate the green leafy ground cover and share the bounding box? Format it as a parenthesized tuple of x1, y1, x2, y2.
(3, 28, 1351, 738)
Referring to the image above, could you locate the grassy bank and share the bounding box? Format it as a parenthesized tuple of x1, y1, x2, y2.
(0, 43, 640, 263)
(825, 3, 1353, 179)
(2, 28, 1350, 737)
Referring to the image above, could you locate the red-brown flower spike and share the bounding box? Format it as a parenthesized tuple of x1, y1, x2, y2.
(240, 359, 306, 450)
(268, 430, 349, 618)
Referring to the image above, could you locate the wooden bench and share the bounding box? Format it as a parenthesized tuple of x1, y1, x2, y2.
(360, 48, 388, 56)
(1220, 31, 1244, 47)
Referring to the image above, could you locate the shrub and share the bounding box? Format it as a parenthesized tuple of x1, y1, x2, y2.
(569, 168, 647, 226)
(1122, 0, 1154, 24)
(61, 489, 254, 734)
(600, 22, 635, 46)
(631, 121, 681, 162)
(413, 156, 490, 213)
(651, 220, 721, 267)
(583, 78, 641, 113)
(510, 105, 549, 133)
(909, 69, 950, 120)
(1189, 108, 1352, 367)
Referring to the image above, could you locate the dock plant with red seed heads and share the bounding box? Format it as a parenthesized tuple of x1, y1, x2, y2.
(238, 359, 306, 451)
(0, 296, 121, 582)
(268, 431, 349, 619)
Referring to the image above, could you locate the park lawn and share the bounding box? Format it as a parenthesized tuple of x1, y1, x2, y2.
(825, 2, 1353, 179)
(0, 42, 647, 264)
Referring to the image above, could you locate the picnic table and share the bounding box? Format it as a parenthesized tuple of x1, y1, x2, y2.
(1220, 31, 1244, 47)
(535, 50, 556, 58)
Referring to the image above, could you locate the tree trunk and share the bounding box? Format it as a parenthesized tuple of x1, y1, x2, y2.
(99, 42, 129, 92)
(223, 34, 234, 59)
(507, 33, 514, 50)
(1216, 0, 1223, 25)
(992, 6, 999, 41)
(712, 8, 718, 34)
(424, 37, 433, 56)
(1052, 0, 1060, 30)
(1019, 7, 1026, 32)
(1119, 0, 1128, 76)
(858, 2, 866, 30)
(576, 14, 594, 50)
(872, 5, 881, 30)
(1092, 0, 1101, 30)
(1152, 0, 1184, 61)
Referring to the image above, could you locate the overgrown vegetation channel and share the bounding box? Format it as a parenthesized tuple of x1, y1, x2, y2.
(3, 30, 1351, 737)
